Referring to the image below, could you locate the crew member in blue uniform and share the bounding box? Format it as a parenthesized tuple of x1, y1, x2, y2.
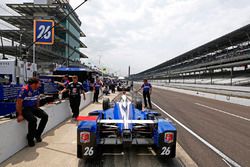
(16, 78, 48, 147)
(56, 74, 70, 99)
(138, 79, 152, 109)
(56, 74, 70, 88)
(93, 78, 102, 103)
(83, 79, 90, 92)
(60, 75, 86, 119)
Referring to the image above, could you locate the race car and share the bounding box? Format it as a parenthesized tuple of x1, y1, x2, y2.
(117, 82, 131, 91)
(76, 94, 177, 159)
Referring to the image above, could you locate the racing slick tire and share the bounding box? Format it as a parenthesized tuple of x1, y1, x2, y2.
(103, 98, 110, 110)
(77, 144, 83, 158)
(135, 97, 143, 110)
(170, 144, 176, 158)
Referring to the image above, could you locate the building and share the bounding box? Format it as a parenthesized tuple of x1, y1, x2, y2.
(0, 0, 87, 73)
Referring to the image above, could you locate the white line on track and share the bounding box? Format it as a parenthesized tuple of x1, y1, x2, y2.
(222, 158, 233, 167)
(195, 103, 250, 122)
(148, 147, 157, 156)
(151, 101, 242, 167)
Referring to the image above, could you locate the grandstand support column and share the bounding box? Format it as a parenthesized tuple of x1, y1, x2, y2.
(229, 39, 233, 46)
(230, 67, 233, 86)
(210, 70, 213, 85)
(246, 32, 250, 41)
(194, 72, 196, 84)
(11, 38, 14, 46)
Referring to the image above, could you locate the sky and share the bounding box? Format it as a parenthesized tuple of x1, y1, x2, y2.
(1, 0, 250, 76)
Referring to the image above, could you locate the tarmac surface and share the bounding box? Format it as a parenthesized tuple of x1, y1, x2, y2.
(145, 86, 250, 167)
(0, 91, 196, 167)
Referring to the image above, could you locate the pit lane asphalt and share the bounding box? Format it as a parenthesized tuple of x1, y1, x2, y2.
(140, 86, 250, 167)
(79, 146, 184, 167)
(0, 91, 197, 167)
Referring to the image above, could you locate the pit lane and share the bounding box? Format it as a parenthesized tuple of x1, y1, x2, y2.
(0, 92, 196, 167)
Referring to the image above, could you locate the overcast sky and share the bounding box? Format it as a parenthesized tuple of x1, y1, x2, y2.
(1, 0, 250, 76)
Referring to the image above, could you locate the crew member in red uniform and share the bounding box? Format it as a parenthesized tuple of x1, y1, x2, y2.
(16, 78, 48, 147)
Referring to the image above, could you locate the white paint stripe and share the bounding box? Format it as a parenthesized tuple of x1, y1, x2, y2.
(119, 103, 127, 128)
(195, 103, 250, 122)
(99, 120, 124, 123)
(151, 101, 242, 167)
(99, 120, 156, 124)
(222, 158, 233, 167)
(148, 147, 157, 156)
(125, 102, 130, 129)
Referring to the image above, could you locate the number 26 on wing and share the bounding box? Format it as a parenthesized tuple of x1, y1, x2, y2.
(33, 20, 54, 45)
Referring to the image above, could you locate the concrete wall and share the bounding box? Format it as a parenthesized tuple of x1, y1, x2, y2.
(135, 82, 250, 107)
(0, 92, 94, 164)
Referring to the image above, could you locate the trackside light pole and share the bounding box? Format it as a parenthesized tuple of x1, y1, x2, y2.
(33, 43, 35, 63)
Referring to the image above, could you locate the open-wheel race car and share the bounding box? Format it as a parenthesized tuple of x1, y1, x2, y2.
(117, 83, 131, 92)
(76, 93, 177, 159)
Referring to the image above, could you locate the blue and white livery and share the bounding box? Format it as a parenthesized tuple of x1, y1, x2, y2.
(77, 94, 177, 159)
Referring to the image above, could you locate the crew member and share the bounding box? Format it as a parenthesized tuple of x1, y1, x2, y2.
(138, 79, 152, 109)
(60, 75, 86, 119)
(83, 79, 90, 92)
(16, 78, 48, 147)
(56, 74, 70, 87)
(110, 80, 116, 93)
(56, 74, 70, 99)
(130, 81, 134, 91)
(93, 78, 102, 103)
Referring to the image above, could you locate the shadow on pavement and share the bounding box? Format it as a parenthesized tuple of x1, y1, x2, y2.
(4, 142, 48, 166)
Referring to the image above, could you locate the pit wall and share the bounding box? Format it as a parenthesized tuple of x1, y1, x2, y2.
(0, 92, 95, 164)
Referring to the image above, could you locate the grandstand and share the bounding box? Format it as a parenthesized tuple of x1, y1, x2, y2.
(131, 24, 250, 86)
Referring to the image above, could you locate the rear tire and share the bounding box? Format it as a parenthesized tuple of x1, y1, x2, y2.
(77, 145, 83, 158)
(170, 144, 176, 158)
(103, 98, 110, 110)
(135, 97, 143, 110)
